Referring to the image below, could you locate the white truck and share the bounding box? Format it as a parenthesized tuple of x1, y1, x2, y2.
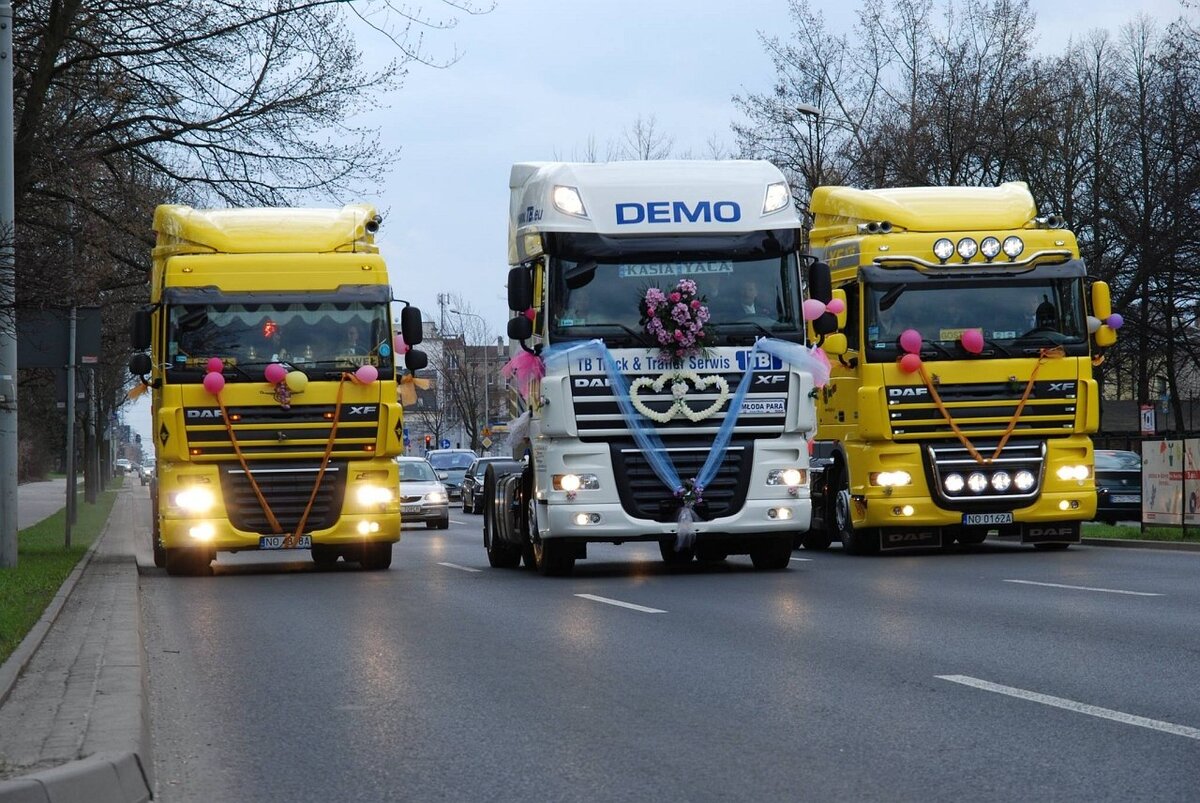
(482, 160, 825, 576)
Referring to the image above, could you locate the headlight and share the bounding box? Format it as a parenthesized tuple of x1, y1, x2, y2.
(991, 471, 1011, 491)
(552, 185, 587, 217)
(933, 238, 954, 261)
(956, 238, 978, 260)
(1014, 470, 1036, 491)
(767, 468, 807, 486)
(944, 473, 965, 493)
(356, 485, 394, 505)
(174, 487, 215, 514)
(967, 472, 988, 493)
(552, 473, 599, 491)
(980, 236, 1001, 259)
(1002, 236, 1024, 258)
(1056, 465, 1090, 481)
(762, 182, 790, 214)
(425, 491, 448, 504)
(869, 470, 912, 487)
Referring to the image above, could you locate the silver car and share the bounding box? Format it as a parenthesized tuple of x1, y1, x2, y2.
(397, 457, 450, 529)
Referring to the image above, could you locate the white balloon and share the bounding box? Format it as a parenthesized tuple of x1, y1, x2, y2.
(1086, 315, 1102, 334)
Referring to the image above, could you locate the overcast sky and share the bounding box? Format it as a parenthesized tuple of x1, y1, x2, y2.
(126, 0, 1190, 444)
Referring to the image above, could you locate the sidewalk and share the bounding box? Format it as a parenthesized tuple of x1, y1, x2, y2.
(0, 487, 152, 802)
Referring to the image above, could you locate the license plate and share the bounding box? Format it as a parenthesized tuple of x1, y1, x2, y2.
(962, 512, 1013, 526)
(402, 505, 421, 514)
(259, 535, 312, 550)
(1111, 494, 1141, 504)
(739, 397, 786, 415)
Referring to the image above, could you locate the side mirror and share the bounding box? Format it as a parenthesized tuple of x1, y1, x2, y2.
(1091, 281, 1117, 347)
(129, 352, 152, 377)
(508, 266, 533, 311)
(807, 261, 832, 303)
(131, 309, 152, 350)
(507, 315, 532, 341)
(405, 349, 428, 372)
(401, 306, 424, 346)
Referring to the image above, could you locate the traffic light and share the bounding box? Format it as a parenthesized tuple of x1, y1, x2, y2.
(424, 435, 432, 450)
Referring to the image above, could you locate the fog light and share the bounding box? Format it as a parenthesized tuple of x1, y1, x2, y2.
(933, 238, 954, 261)
(991, 471, 1011, 491)
(1059, 500, 1070, 511)
(944, 473, 965, 493)
(1015, 470, 1036, 491)
(357, 521, 372, 535)
(766, 507, 793, 520)
(956, 238, 978, 260)
(980, 236, 1001, 260)
(188, 523, 215, 541)
(1002, 236, 1024, 258)
(967, 472, 988, 493)
(902, 505, 914, 516)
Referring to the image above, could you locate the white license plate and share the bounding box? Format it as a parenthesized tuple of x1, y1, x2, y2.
(402, 505, 421, 514)
(1111, 494, 1141, 504)
(962, 512, 1013, 526)
(259, 535, 312, 550)
(739, 397, 786, 415)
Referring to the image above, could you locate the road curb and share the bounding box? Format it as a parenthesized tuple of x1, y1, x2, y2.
(1081, 536, 1200, 552)
(0, 488, 155, 803)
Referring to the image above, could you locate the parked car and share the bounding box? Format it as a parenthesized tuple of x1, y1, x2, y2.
(139, 462, 155, 486)
(397, 456, 450, 529)
(460, 456, 511, 514)
(115, 458, 132, 474)
(425, 449, 477, 503)
(1093, 449, 1142, 524)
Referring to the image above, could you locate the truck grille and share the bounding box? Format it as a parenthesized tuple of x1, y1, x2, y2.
(219, 462, 346, 535)
(183, 403, 380, 460)
(611, 442, 752, 522)
(887, 381, 1078, 439)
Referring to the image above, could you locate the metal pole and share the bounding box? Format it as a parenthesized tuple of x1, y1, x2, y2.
(0, 1, 17, 568)
(65, 307, 77, 544)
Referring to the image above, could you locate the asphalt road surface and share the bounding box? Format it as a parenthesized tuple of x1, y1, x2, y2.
(139, 500, 1200, 802)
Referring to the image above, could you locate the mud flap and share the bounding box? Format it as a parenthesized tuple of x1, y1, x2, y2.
(1022, 522, 1081, 544)
(878, 528, 943, 551)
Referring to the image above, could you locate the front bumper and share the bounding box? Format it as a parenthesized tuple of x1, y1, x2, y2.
(537, 496, 811, 543)
(160, 512, 400, 551)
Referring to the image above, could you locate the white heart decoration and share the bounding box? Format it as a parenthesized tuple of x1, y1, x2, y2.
(630, 370, 730, 423)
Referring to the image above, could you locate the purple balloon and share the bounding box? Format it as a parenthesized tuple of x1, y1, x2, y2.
(264, 363, 287, 385)
(899, 328, 923, 354)
(202, 371, 225, 395)
(1106, 313, 1124, 330)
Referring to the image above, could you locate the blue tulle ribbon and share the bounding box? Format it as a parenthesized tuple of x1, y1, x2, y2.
(542, 338, 828, 549)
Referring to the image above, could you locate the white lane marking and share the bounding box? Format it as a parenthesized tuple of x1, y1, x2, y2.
(938, 675, 1200, 740)
(790, 556, 812, 562)
(438, 562, 481, 573)
(575, 594, 666, 614)
(1003, 579, 1162, 596)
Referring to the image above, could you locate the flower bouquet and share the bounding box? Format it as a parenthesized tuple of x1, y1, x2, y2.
(639, 278, 714, 362)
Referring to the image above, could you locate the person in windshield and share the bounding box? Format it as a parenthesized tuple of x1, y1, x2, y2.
(343, 323, 366, 355)
(736, 279, 770, 316)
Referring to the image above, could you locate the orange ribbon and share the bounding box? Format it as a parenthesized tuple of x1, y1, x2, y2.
(398, 374, 431, 406)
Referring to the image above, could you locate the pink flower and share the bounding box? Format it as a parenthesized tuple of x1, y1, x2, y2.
(669, 292, 681, 303)
(691, 300, 700, 310)
(674, 330, 684, 341)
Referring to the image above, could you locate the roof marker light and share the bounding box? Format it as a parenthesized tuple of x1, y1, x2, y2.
(552, 185, 587, 217)
(763, 182, 790, 214)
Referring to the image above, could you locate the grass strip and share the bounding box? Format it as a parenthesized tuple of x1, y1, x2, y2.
(0, 481, 121, 665)
(1082, 522, 1200, 542)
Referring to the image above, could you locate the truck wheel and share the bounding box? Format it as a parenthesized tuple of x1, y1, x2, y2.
(360, 542, 393, 570)
(799, 531, 833, 550)
(532, 537, 575, 577)
(164, 547, 212, 577)
(311, 544, 339, 568)
(483, 470, 521, 568)
(834, 476, 878, 556)
(751, 535, 793, 570)
(659, 540, 695, 565)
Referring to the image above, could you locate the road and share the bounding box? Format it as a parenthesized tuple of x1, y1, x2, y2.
(138, 496, 1200, 802)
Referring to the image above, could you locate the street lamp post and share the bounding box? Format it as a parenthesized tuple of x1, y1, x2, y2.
(448, 309, 490, 453)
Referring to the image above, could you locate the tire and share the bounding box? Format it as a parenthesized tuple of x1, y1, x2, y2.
(751, 535, 794, 570)
(659, 540, 695, 565)
(360, 542, 393, 570)
(311, 544, 339, 568)
(833, 469, 877, 555)
(1034, 542, 1071, 551)
(799, 531, 833, 551)
(527, 495, 574, 576)
(483, 469, 521, 568)
(164, 547, 212, 577)
(438, 516, 450, 530)
(425, 520, 437, 529)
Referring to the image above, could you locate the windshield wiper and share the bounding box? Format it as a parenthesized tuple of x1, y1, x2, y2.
(981, 337, 1014, 357)
(919, 339, 956, 359)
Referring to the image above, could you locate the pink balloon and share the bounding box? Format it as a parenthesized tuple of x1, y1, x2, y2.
(898, 353, 923, 374)
(206, 357, 224, 374)
(826, 298, 846, 315)
(899, 328, 923, 354)
(802, 298, 827, 321)
(354, 364, 379, 384)
(202, 371, 225, 394)
(393, 333, 410, 355)
(524, 307, 537, 321)
(961, 328, 984, 354)
(1106, 313, 1124, 330)
(264, 363, 287, 385)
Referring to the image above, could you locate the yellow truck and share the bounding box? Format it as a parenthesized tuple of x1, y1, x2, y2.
(129, 204, 427, 575)
(800, 182, 1117, 553)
